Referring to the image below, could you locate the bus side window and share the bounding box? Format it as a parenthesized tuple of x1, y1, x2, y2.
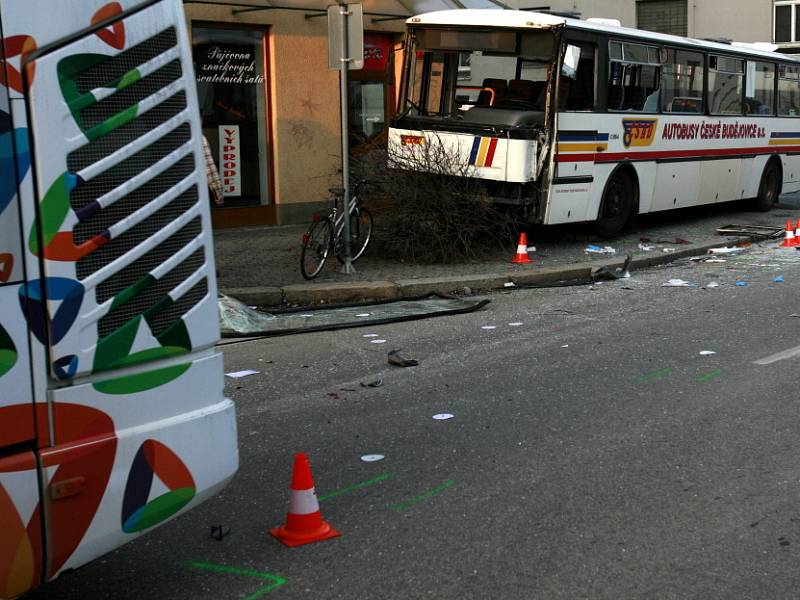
(778, 64, 800, 117)
(559, 43, 595, 111)
(607, 41, 660, 112)
(661, 48, 704, 114)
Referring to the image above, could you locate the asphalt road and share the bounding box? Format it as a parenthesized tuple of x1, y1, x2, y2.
(30, 242, 800, 600)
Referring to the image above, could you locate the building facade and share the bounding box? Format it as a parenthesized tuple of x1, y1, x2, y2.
(183, 2, 405, 227)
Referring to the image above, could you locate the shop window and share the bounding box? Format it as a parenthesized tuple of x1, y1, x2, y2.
(778, 63, 800, 116)
(607, 41, 660, 112)
(192, 26, 270, 208)
(661, 48, 703, 114)
(746, 61, 775, 116)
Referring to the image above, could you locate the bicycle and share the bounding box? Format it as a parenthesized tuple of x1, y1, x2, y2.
(300, 180, 373, 280)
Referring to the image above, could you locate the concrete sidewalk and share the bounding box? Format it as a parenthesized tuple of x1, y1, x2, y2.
(214, 195, 800, 307)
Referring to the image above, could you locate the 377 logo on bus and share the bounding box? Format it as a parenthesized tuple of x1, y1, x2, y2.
(621, 119, 658, 148)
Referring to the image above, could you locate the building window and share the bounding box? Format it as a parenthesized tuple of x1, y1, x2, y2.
(636, 0, 688, 37)
(192, 26, 271, 208)
(774, 1, 800, 43)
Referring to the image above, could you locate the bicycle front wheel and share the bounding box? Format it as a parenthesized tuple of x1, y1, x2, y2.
(336, 207, 373, 263)
(300, 217, 333, 280)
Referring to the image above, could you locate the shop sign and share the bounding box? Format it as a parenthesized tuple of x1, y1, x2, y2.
(218, 125, 241, 197)
(363, 34, 391, 71)
(197, 45, 265, 85)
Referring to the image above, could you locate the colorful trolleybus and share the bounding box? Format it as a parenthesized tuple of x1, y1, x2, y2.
(0, 0, 237, 596)
(390, 10, 800, 235)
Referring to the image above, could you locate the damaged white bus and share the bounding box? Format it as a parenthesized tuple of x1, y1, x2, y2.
(389, 10, 800, 235)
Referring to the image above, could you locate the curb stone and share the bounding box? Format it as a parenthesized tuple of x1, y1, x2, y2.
(220, 236, 756, 308)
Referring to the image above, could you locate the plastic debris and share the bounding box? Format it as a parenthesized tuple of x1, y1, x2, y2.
(705, 282, 720, 288)
(527, 246, 537, 252)
(706, 259, 726, 263)
(481, 325, 497, 330)
(225, 370, 259, 378)
(708, 246, 746, 255)
(509, 322, 523, 327)
(360, 378, 384, 388)
(363, 333, 379, 338)
(661, 247, 676, 253)
(716, 224, 783, 240)
(662, 279, 694, 287)
(774, 276, 785, 283)
(735, 281, 749, 287)
(388, 349, 419, 367)
(432, 413, 455, 420)
(638, 243, 655, 251)
(360, 454, 384, 462)
(370, 339, 387, 344)
(699, 350, 717, 356)
(561, 344, 569, 348)
(356, 313, 371, 317)
(504, 282, 516, 288)
(585, 245, 616, 254)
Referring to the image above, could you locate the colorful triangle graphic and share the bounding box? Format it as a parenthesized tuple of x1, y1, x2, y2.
(121, 440, 196, 534)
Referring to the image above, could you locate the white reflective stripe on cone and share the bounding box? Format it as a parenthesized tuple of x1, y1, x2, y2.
(288, 488, 320, 515)
(516, 244, 527, 253)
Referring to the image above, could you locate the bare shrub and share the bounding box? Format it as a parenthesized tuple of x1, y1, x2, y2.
(351, 136, 519, 263)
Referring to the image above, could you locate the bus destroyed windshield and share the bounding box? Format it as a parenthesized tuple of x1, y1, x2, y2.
(401, 28, 557, 124)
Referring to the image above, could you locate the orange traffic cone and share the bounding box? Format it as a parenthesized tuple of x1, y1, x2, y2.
(511, 232, 532, 264)
(270, 453, 340, 547)
(793, 219, 800, 247)
(781, 220, 796, 247)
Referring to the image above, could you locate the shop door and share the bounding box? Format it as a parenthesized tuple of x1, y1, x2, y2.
(349, 34, 394, 153)
(192, 25, 273, 226)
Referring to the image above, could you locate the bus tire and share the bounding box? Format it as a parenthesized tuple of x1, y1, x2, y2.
(593, 169, 635, 238)
(752, 160, 781, 212)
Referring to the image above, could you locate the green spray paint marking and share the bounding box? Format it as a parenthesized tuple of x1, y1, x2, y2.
(695, 369, 722, 382)
(318, 473, 393, 501)
(390, 480, 455, 512)
(636, 367, 673, 383)
(185, 562, 285, 600)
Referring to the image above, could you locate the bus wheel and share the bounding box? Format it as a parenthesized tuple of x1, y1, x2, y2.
(753, 161, 780, 212)
(593, 170, 634, 238)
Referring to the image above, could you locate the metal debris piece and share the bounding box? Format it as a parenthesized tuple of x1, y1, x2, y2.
(388, 349, 419, 367)
(715, 224, 784, 240)
(360, 378, 383, 388)
(210, 525, 231, 541)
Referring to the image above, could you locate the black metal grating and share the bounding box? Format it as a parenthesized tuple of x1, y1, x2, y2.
(80, 60, 182, 130)
(75, 192, 199, 280)
(146, 278, 208, 339)
(68, 91, 188, 172)
(95, 217, 203, 305)
(69, 121, 191, 213)
(73, 155, 194, 245)
(74, 27, 177, 94)
(97, 250, 205, 338)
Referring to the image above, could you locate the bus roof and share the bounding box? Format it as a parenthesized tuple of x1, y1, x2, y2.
(407, 9, 800, 64)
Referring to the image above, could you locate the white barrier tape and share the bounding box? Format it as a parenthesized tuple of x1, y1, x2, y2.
(288, 487, 320, 515)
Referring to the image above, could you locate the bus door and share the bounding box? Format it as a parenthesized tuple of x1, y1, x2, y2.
(549, 42, 599, 223)
(0, 30, 44, 598)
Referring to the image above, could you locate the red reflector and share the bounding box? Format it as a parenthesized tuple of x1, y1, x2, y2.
(302, 234, 310, 244)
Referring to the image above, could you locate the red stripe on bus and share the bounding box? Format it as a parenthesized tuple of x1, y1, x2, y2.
(484, 138, 498, 167)
(556, 145, 800, 163)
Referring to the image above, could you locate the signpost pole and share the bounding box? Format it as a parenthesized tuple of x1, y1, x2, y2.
(338, 3, 355, 274)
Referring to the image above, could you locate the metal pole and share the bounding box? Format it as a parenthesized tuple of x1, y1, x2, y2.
(339, 3, 355, 274)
